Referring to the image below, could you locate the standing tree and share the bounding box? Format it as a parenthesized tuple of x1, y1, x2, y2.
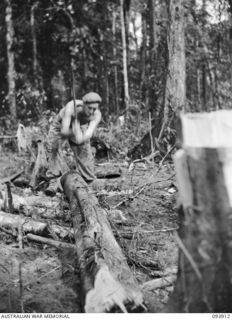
(159, 0, 186, 141)
(5, 0, 17, 123)
(120, 0, 129, 111)
(227, 0, 232, 89)
(31, 1, 38, 80)
(140, 3, 148, 105)
(112, 3, 119, 116)
(128, 0, 185, 159)
(200, 0, 208, 111)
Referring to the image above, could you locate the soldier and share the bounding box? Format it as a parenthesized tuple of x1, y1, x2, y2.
(45, 92, 102, 194)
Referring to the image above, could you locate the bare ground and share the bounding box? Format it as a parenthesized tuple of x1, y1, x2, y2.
(0, 152, 179, 313)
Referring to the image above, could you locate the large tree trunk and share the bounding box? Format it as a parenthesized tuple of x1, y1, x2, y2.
(61, 171, 145, 313)
(112, 4, 119, 116)
(31, 2, 38, 80)
(201, 0, 208, 111)
(5, 0, 17, 123)
(161, 0, 186, 138)
(148, 0, 159, 116)
(165, 110, 232, 312)
(140, 6, 148, 105)
(128, 0, 185, 159)
(227, 3, 232, 93)
(30, 0, 44, 99)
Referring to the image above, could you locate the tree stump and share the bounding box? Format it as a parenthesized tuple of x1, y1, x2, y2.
(30, 140, 48, 187)
(166, 110, 232, 312)
(61, 171, 145, 313)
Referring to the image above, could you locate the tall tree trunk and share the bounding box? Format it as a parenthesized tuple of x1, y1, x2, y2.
(131, 14, 139, 54)
(201, 0, 207, 111)
(31, 2, 38, 80)
(196, 67, 201, 111)
(120, 0, 129, 111)
(5, 0, 17, 123)
(161, 0, 186, 140)
(149, 0, 158, 58)
(123, 0, 131, 52)
(140, 6, 148, 105)
(148, 0, 159, 116)
(227, 13, 232, 94)
(102, 37, 110, 108)
(112, 5, 119, 116)
(102, 4, 110, 109)
(127, 0, 185, 160)
(202, 62, 207, 111)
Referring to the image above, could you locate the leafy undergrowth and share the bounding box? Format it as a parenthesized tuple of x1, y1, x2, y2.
(0, 152, 179, 313)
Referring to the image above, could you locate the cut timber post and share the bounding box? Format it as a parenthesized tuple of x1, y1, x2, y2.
(61, 171, 145, 313)
(166, 110, 232, 312)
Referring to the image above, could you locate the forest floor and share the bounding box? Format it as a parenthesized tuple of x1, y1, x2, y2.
(0, 150, 179, 313)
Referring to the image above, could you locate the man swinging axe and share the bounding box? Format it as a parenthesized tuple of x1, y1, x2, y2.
(45, 91, 102, 195)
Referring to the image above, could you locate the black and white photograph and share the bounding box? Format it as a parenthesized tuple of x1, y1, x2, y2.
(0, 0, 231, 316)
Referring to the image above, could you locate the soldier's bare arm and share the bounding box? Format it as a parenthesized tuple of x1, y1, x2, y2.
(60, 102, 74, 138)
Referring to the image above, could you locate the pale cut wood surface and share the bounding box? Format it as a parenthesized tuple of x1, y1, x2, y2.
(181, 110, 232, 148)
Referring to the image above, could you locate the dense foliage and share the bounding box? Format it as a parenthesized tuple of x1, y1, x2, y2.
(0, 0, 231, 136)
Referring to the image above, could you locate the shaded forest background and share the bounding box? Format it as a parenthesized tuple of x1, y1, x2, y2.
(1, 0, 232, 157)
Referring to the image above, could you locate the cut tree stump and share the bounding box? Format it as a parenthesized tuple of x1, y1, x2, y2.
(166, 110, 232, 312)
(61, 171, 145, 313)
(30, 140, 48, 187)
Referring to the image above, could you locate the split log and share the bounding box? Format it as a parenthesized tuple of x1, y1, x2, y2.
(61, 171, 145, 313)
(166, 110, 232, 313)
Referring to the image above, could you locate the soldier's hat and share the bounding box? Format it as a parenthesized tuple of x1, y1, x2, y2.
(82, 92, 102, 104)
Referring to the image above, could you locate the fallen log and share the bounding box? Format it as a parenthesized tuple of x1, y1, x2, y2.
(141, 275, 176, 292)
(0, 191, 56, 211)
(61, 171, 145, 313)
(0, 191, 69, 221)
(0, 210, 73, 240)
(95, 166, 121, 179)
(0, 210, 47, 235)
(26, 233, 75, 249)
